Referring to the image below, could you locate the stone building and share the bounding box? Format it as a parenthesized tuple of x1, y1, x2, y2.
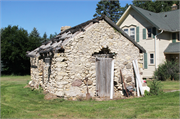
(26, 16, 146, 99)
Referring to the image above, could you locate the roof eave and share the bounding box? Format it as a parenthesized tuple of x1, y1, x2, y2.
(116, 5, 132, 26)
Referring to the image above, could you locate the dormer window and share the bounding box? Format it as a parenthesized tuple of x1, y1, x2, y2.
(130, 28, 135, 40)
(124, 29, 128, 35)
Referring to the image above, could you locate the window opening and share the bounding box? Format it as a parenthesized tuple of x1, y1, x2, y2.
(124, 29, 128, 35)
(130, 28, 135, 40)
(147, 28, 152, 38)
(150, 53, 154, 64)
(178, 33, 179, 41)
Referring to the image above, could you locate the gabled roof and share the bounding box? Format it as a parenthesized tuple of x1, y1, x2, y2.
(164, 42, 180, 54)
(116, 5, 180, 32)
(26, 15, 146, 57)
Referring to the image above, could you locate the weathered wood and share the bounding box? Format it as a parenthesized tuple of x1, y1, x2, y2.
(96, 58, 112, 97)
(120, 69, 129, 97)
(132, 60, 144, 95)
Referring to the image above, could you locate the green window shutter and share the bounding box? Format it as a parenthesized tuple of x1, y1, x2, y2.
(144, 53, 148, 69)
(136, 26, 139, 42)
(143, 28, 146, 39)
(172, 33, 176, 43)
(152, 27, 156, 38)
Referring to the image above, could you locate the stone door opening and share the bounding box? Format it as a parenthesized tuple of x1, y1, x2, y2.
(93, 47, 115, 98)
(96, 58, 113, 97)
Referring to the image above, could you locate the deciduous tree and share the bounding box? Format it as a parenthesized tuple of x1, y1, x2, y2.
(1, 25, 30, 75)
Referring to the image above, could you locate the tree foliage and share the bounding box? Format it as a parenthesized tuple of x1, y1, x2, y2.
(42, 32, 48, 43)
(93, 0, 122, 23)
(1, 26, 42, 75)
(1, 25, 58, 75)
(49, 32, 57, 39)
(1, 25, 30, 75)
(132, 0, 179, 13)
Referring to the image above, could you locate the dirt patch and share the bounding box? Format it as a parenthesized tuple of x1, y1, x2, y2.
(164, 89, 180, 92)
(44, 93, 58, 100)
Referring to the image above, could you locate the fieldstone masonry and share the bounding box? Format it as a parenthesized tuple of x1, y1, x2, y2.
(29, 20, 144, 100)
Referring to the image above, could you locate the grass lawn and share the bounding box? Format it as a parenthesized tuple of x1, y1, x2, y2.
(147, 80, 180, 92)
(1, 76, 180, 118)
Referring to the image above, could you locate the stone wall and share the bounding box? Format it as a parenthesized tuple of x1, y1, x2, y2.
(30, 20, 144, 99)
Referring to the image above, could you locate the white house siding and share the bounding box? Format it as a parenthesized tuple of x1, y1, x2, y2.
(118, 9, 173, 78)
(119, 9, 155, 78)
(157, 32, 171, 66)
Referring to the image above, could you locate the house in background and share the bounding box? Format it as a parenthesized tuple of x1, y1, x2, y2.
(116, 4, 180, 78)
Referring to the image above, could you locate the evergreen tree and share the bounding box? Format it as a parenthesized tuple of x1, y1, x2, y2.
(49, 32, 57, 39)
(42, 32, 48, 42)
(93, 0, 121, 23)
(29, 27, 40, 38)
(132, 0, 179, 13)
(29, 27, 42, 48)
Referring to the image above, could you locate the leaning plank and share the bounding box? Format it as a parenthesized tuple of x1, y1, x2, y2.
(134, 60, 140, 97)
(135, 60, 143, 83)
(132, 60, 144, 95)
(110, 59, 114, 99)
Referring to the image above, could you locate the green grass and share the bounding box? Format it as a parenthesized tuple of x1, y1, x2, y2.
(1, 76, 180, 118)
(147, 80, 180, 92)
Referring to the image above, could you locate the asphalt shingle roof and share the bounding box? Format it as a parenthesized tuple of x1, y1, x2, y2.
(164, 42, 180, 54)
(132, 5, 180, 32)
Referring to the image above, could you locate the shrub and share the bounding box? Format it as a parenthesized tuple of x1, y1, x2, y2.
(144, 90, 150, 97)
(149, 80, 163, 96)
(153, 60, 179, 81)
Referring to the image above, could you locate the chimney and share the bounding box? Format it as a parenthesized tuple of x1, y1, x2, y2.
(61, 26, 71, 32)
(171, 4, 177, 10)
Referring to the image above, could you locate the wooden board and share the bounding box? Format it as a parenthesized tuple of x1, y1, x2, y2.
(96, 58, 112, 97)
(132, 60, 144, 95)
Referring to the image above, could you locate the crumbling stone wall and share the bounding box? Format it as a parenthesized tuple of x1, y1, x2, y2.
(30, 20, 143, 99)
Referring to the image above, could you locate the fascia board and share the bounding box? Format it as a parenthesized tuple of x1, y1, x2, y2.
(116, 5, 132, 26)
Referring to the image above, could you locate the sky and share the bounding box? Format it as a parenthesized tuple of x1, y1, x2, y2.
(1, 0, 133, 37)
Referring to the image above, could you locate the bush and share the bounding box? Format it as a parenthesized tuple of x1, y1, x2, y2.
(153, 60, 179, 81)
(149, 80, 163, 96)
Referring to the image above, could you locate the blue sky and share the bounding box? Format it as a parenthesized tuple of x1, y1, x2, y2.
(1, 0, 133, 37)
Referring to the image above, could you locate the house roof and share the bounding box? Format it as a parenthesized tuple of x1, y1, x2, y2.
(116, 5, 180, 32)
(26, 15, 146, 57)
(164, 42, 180, 54)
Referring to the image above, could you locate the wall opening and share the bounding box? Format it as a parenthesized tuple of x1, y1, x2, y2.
(92, 47, 116, 58)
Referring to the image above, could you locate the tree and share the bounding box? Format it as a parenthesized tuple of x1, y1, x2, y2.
(1, 25, 30, 75)
(29, 27, 40, 38)
(42, 32, 48, 43)
(132, 0, 179, 13)
(49, 32, 57, 39)
(28, 27, 42, 48)
(120, 3, 129, 17)
(93, 0, 122, 23)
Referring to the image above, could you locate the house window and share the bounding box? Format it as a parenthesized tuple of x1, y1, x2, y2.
(150, 53, 154, 64)
(178, 33, 179, 41)
(130, 28, 135, 40)
(124, 29, 128, 35)
(147, 28, 152, 38)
